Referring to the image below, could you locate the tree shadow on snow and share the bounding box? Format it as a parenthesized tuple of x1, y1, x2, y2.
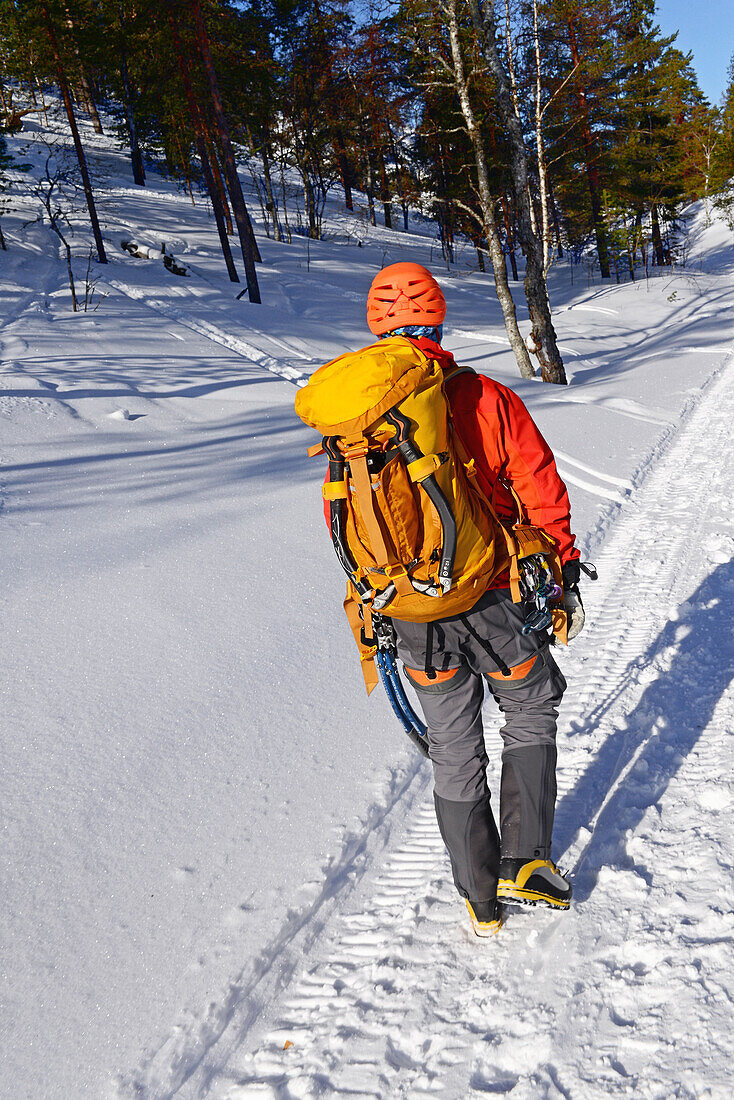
(0, 405, 320, 520)
(553, 558, 734, 903)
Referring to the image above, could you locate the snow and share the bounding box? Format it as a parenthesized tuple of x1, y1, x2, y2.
(1, 109, 734, 1099)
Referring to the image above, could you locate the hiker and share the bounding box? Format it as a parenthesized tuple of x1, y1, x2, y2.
(296, 263, 590, 936)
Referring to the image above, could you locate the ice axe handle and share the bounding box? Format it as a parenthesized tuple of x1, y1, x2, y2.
(384, 409, 457, 592)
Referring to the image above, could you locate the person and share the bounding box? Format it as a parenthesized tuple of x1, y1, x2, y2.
(362, 263, 586, 936)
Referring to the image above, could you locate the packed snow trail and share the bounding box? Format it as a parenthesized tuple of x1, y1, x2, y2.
(146, 355, 734, 1100)
(4, 110, 734, 1099)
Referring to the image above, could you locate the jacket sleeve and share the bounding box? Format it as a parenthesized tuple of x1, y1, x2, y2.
(451, 373, 580, 564)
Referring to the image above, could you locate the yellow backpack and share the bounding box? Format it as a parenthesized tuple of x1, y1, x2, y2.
(295, 337, 565, 690)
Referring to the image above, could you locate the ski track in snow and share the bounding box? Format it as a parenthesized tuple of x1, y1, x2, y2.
(139, 352, 734, 1100)
(100, 277, 310, 388)
(551, 450, 635, 492)
(553, 465, 628, 503)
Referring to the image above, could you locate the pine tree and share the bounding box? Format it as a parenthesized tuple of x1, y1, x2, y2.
(712, 54, 734, 189)
(712, 54, 734, 231)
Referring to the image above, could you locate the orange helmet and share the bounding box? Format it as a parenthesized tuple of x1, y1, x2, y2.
(366, 262, 446, 336)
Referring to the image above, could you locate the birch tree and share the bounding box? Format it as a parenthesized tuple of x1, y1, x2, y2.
(466, 0, 566, 383)
(443, 0, 535, 378)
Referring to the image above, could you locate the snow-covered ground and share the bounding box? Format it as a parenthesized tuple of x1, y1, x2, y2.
(1, 111, 733, 1099)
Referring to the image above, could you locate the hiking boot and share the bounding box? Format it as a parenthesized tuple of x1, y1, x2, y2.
(466, 898, 504, 937)
(497, 858, 572, 910)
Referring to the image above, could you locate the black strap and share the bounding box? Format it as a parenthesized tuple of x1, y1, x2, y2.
(459, 615, 512, 677)
(424, 620, 437, 681)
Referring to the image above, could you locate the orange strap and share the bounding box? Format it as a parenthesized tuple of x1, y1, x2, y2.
(346, 440, 413, 598)
(487, 653, 538, 681)
(506, 479, 527, 524)
(322, 480, 348, 500)
(405, 666, 461, 687)
(551, 605, 568, 646)
(348, 448, 389, 558)
(343, 585, 379, 695)
(508, 556, 523, 603)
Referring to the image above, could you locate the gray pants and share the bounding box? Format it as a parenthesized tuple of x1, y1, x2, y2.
(393, 587, 566, 903)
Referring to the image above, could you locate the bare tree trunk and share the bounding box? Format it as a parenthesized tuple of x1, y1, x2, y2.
(446, 0, 535, 380)
(169, 20, 239, 281)
(625, 213, 635, 281)
(174, 128, 196, 205)
(635, 210, 647, 275)
(35, 76, 49, 125)
(189, 0, 260, 302)
(533, 0, 552, 273)
(199, 139, 239, 281)
(260, 142, 282, 242)
(378, 148, 392, 228)
(118, 28, 145, 186)
(651, 203, 665, 266)
(500, 192, 519, 280)
(50, 217, 78, 310)
(199, 114, 233, 234)
(527, 184, 539, 237)
(42, 7, 107, 264)
(303, 171, 318, 238)
(279, 162, 292, 244)
(64, 6, 103, 133)
(468, 0, 566, 384)
(81, 73, 103, 134)
(333, 128, 353, 210)
(504, 0, 521, 118)
(364, 153, 376, 226)
(548, 174, 563, 258)
(208, 142, 233, 233)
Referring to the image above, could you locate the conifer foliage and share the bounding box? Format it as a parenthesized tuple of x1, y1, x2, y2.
(0, 1, 731, 368)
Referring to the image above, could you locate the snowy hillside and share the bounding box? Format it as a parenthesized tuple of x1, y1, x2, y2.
(1, 113, 734, 1100)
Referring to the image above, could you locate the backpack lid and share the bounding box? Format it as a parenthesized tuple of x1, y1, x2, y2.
(295, 336, 438, 436)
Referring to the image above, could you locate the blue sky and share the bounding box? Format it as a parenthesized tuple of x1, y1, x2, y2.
(655, 0, 733, 105)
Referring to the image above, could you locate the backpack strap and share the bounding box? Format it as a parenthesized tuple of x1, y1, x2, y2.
(442, 363, 475, 384)
(322, 436, 373, 600)
(342, 435, 414, 598)
(343, 583, 380, 694)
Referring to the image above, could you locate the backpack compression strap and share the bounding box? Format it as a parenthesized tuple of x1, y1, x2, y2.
(323, 436, 374, 601)
(384, 407, 457, 593)
(341, 436, 414, 598)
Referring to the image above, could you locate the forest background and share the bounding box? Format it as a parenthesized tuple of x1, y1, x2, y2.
(1, 0, 734, 387)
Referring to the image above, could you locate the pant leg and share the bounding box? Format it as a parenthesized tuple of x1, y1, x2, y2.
(398, 657, 500, 902)
(486, 642, 566, 860)
(453, 590, 567, 861)
(433, 791, 500, 904)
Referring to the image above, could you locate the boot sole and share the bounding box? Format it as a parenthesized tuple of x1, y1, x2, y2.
(497, 883, 571, 910)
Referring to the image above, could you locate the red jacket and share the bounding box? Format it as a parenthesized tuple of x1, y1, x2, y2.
(416, 338, 579, 569)
(322, 337, 579, 574)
